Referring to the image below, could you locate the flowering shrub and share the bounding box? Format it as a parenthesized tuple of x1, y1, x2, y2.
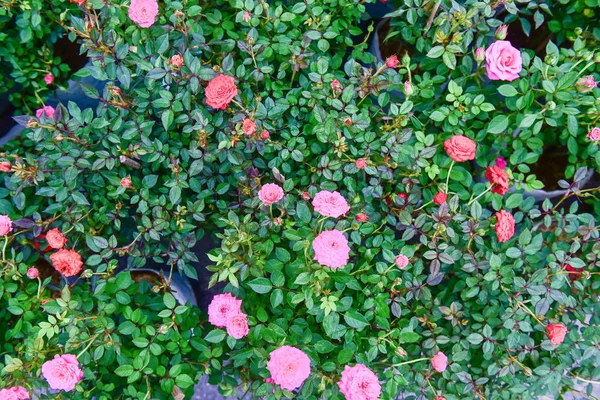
(0, 0, 599, 399)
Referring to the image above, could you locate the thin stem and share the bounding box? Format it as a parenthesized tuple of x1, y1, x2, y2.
(467, 185, 492, 206)
(2, 236, 8, 261)
(445, 161, 455, 193)
(389, 356, 429, 367)
(76, 334, 99, 359)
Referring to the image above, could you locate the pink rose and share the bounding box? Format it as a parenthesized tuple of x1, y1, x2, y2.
(547, 323, 567, 345)
(242, 119, 256, 136)
(41, 354, 84, 392)
(36, 106, 55, 119)
(386, 55, 399, 68)
(170, 55, 184, 67)
(0, 161, 11, 172)
(312, 190, 350, 218)
(49, 249, 83, 277)
(337, 364, 381, 400)
(258, 183, 284, 206)
(243, 11, 251, 22)
(226, 313, 249, 339)
(495, 210, 515, 243)
(355, 158, 367, 169)
(485, 41, 522, 82)
(331, 79, 340, 89)
(27, 267, 39, 279)
(261, 130, 270, 140)
(205, 74, 238, 110)
(267, 346, 311, 391)
(0, 386, 29, 400)
(431, 351, 448, 372)
(44, 74, 54, 85)
(120, 177, 132, 188)
(312, 229, 350, 269)
(395, 254, 409, 269)
(46, 228, 67, 249)
(576, 75, 597, 93)
(475, 47, 485, 62)
(0, 215, 13, 236)
(495, 156, 507, 169)
(588, 127, 600, 141)
(485, 166, 509, 195)
(208, 293, 242, 328)
(355, 213, 368, 222)
(444, 135, 476, 162)
(433, 191, 447, 205)
(128, 0, 158, 28)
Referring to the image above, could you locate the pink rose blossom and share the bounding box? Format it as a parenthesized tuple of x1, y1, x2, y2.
(41, 354, 84, 392)
(267, 346, 311, 391)
(208, 293, 242, 328)
(128, 0, 158, 28)
(46, 228, 67, 249)
(301, 192, 311, 201)
(485, 166, 509, 195)
(485, 41, 522, 82)
(475, 47, 485, 62)
(205, 74, 238, 110)
(243, 11, 251, 22)
(495, 210, 515, 243)
(0, 386, 29, 400)
(258, 183, 284, 205)
(547, 323, 567, 345)
(588, 127, 600, 141)
(337, 364, 381, 400)
(312, 190, 350, 218)
(170, 55, 184, 67)
(50, 249, 83, 277)
(495, 156, 507, 169)
(331, 79, 341, 89)
(404, 81, 413, 96)
(356, 158, 367, 169)
(386, 55, 399, 68)
(226, 313, 249, 339)
(313, 229, 350, 269)
(576, 75, 597, 93)
(120, 177, 132, 188)
(261, 130, 270, 140)
(355, 213, 368, 222)
(242, 119, 256, 136)
(44, 74, 54, 85)
(444, 135, 477, 162)
(36, 106, 55, 119)
(0, 215, 13, 236)
(431, 351, 448, 372)
(433, 191, 447, 205)
(395, 254, 409, 269)
(27, 267, 39, 279)
(0, 161, 11, 172)
(495, 25, 508, 40)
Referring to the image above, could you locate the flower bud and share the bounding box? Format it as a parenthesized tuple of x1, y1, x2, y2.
(355, 213, 368, 222)
(27, 267, 39, 279)
(404, 81, 413, 96)
(574, 27, 583, 36)
(302, 192, 311, 201)
(81, 269, 93, 279)
(355, 158, 367, 169)
(546, 101, 556, 110)
(158, 324, 170, 334)
(475, 47, 485, 63)
(273, 217, 283, 226)
(26, 119, 38, 129)
(385, 55, 399, 69)
(495, 25, 508, 40)
(261, 130, 270, 140)
(401, 52, 410, 67)
(576, 75, 597, 93)
(544, 53, 557, 65)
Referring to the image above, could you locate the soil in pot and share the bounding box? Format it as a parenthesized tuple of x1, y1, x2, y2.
(528, 144, 569, 191)
(377, 20, 417, 63)
(53, 35, 88, 73)
(504, 15, 554, 57)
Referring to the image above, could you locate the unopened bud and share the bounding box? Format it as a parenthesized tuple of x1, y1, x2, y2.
(495, 25, 508, 40)
(475, 47, 485, 63)
(81, 269, 93, 279)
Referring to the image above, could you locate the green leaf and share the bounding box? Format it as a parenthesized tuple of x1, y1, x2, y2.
(426, 46, 445, 59)
(442, 52, 457, 70)
(115, 365, 134, 377)
(248, 278, 272, 294)
(296, 202, 311, 223)
(488, 115, 509, 134)
(162, 109, 174, 131)
(163, 293, 177, 309)
(344, 311, 369, 329)
(399, 331, 420, 343)
(497, 85, 518, 97)
(205, 329, 226, 343)
(315, 340, 335, 353)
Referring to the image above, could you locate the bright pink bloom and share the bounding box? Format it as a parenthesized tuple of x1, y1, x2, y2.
(495, 210, 515, 243)
(170, 55, 184, 67)
(0, 215, 13, 236)
(395, 254, 409, 269)
(258, 183, 284, 205)
(475, 47, 485, 62)
(312, 190, 350, 218)
(433, 191, 447, 205)
(0, 386, 29, 400)
(46, 228, 67, 249)
(205, 74, 238, 110)
(444, 135, 476, 162)
(242, 119, 256, 136)
(404, 81, 413, 96)
(356, 158, 367, 169)
(495, 156, 507, 169)
(355, 213, 368, 222)
(485, 166, 509, 195)
(386, 55, 399, 68)
(226, 313, 249, 339)
(207, 293, 243, 328)
(44, 74, 54, 85)
(331, 79, 341, 89)
(36, 106, 55, 119)
(312, 229, 350, 269)
(49, 249, 83, 277)
(337, 364, 381, 400)
(576, 75, 597, 93)
(495, 25, 508, 40)
(547, 323, 567, 345)
(41, 354, 84, 392)
(431, 352, 448, 372)
(0, 161, 10, 172)
(128, 0, 158, 28)
(267, 346, 311, 391)
(27, 267, 39, 279)
(243, 11, 251, 22)
(485, 41, 522, 81)
(588, 127, 600, 141)
(120, 177, 132, 188)
(261, 130, 270, 140)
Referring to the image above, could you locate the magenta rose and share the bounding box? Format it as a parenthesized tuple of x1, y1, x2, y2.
(485, 41, 522, 82)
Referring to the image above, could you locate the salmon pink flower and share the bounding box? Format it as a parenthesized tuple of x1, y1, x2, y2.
(386, 55, 399, 68)
(46, 228, 67, 249)
(431, 352, 448, 372)
(170, 55, 184, 67)
(433, 191, 447, 205)
(226, 313, 249, 339)
(495, 210, 515, 242)
(261, 130, 270, 140)
(120, 177, 132, 188)
(242, 119, 256, 136)
(258, 183, 284, 205)
(444, 135, 476, 162)
(547, 323, 567, 345)
(36, 106, 55, 119)
(355, 158, 367, 169)
(485, 165, 509, 195)
(49, 249, 83, 277)
(205, 74, 238, 110)
(355, 213, 368, 222)
(0, 161, 10, 172)
(27, 267, 39, 279)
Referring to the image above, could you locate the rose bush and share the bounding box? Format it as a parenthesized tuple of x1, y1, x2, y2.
(0, 0, 599, 399)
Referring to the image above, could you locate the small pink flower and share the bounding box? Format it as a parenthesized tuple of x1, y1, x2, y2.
(258, 183, 284, 206)
(243, 11, 251, 22)
(41, 354, 84, 392)
(495, 156, 507, 169)
(444, 135, 477, 162)
(50, 249, 83, 277)
(36, 106, 55, 119)
(267, 346, 311, 391)
(312, 190, 350, 218)
(170, 55, 184, 67)
(475, 47, 485, 62)
(404, 81, 413, 96)
(331, 79, 341, 89)
(434, 397, 446, 400)
(337, 364, 381, 400)
(44, 74, 54, 85)
(485, 166, 509, 195)
(355, 213, 368, 222)
(0, 386, 29, 400)
(495, 210, 515, 243)
(174, 10, 184, 18)
(208, 293, 242, 328)
(46, 228, 67, 249)
(128, 0, 159, 28)
(27, 267, 39, 279)
(576, 75, 597, 93)
(485, 41, 522, 82)
(0, 161, 11, 172)
(431, 351, 448, 372)
(261, 130, 270, 140)
(386, 55, 399, 68)
(588, 127, 600, 141)
(120, 177, 132, 188)
(301, 192, 311, 201)
(0, 215, 13, 236)
(344, 118, 352, 126)
(242, 119, 256, 136)
(226, 313, 249, 339)
(395, 254, 409, 269)
(205, 74, 238, 110)
(547, 323, 567, 345)
(313, 229, 350, 269)
(495, 25, 508, 40)
(355, 158, 367, 169)
(433, 191, 447, 205)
